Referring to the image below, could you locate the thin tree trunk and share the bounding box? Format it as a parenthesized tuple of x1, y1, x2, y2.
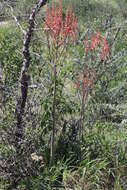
(15, 0, 48, 150)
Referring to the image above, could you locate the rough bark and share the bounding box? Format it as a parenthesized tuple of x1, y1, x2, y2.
(15, 0, 48, 149)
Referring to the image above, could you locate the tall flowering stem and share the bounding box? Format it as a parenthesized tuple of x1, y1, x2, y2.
(45, 0, 77, 164)
(75, 32, 109, 138)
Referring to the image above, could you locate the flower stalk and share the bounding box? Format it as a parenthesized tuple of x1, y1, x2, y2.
(75, 32, 109, 139)
(45, 0, 77, 164)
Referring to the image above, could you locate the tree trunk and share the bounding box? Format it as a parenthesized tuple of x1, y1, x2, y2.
(15, 0, 48, 150)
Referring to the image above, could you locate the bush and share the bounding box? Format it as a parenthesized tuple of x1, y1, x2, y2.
(0, 24, 22, 85)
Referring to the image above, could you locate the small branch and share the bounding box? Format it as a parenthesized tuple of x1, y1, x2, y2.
(111, 26, 121, 47)
(8, 5, 26, 34)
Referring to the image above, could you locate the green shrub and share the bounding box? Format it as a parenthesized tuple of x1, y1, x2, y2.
(0, 24, 22, 85)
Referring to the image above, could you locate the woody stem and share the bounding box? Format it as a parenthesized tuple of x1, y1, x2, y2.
(50, 48, 58, 165)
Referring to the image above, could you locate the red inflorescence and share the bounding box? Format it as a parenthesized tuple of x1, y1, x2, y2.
(98, 37, 110, 61)
(90, 32, 100, 50)
(75, 32, 109, 96)
(45, 0, 77, 45)
(64, 8, 77, 40)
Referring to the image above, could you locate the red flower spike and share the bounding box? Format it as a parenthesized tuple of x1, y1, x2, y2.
(45, 0, 77, 46)
(52, 0, 54, 17)
(45, 5, 51, 32)
(64, 8, 77, 40)
(90, 32, 100, 50)
(59, 0, 62, 18)
(102, 37, 109, 59)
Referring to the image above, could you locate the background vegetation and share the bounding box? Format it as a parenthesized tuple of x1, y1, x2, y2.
(0, 0, 127, 189)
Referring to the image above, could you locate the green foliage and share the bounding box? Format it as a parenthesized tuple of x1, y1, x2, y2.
(8, 122, 127, 190)
(62, 123, 127, 189)
(1, 0, 127, 189)
(0, 25, 22, 85)
(41, 77, 77, 129)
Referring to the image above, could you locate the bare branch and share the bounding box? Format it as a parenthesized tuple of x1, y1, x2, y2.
(15, 0, 48, 150)
(8, 5, 26, 34)
(112, 26, 121, 46)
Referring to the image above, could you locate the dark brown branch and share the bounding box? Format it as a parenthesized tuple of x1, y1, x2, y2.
(15, 0, 48, 149)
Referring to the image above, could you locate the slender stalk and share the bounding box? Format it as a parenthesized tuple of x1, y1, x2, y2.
(80, 92, 84, 139)
(80, 57, 88, 139)
(50, 62, 57, 164)
(50, 46, 58, 164)
(80, 90, 88, 139)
